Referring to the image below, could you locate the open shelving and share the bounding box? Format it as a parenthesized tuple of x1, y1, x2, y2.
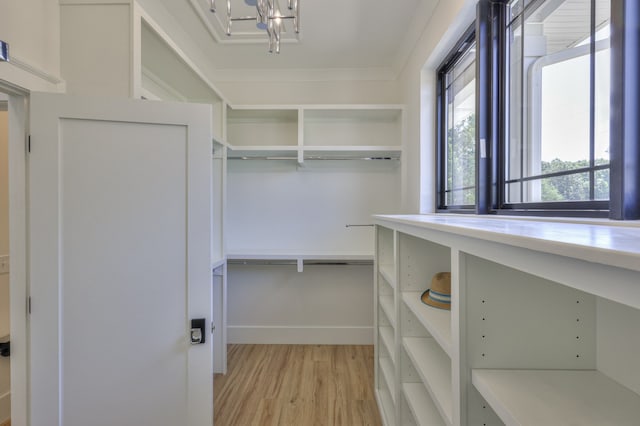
(379, 296, 395, 330)
(402, 292, 451, 357)
(472, 369, 640, 426)
(402, 383, 447, 426)
(403, 337, 453, 425)
(226, 105, 403, 163)
(375, 215, 640, 426)
(379, 326, 395, 364)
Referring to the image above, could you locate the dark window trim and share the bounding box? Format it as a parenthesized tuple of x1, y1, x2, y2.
(434, 0, 635, 219)
(609, 0, 640, 219)
(436, 24, 476, 211)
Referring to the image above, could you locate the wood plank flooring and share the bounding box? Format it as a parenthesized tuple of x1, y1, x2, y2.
(214, 344, 382, 426)
(0, 419, 10, 426)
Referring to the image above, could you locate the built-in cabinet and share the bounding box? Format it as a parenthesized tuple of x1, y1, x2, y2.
(374, 215, 640, 426)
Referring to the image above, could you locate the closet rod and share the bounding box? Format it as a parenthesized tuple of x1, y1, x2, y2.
(228, 259, 373, 266)
(228, 156, 399, 161)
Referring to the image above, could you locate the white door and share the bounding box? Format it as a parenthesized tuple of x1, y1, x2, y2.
(28, 93, 213, 426)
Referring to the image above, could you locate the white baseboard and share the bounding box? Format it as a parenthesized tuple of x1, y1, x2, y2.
(228, 326, 374, 345)
(0, 391, 10, 423)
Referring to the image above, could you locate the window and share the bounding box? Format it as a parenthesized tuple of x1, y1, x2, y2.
(437, 29, 476, 210)
(505, 0, 610, 210)
(433, 0, 634, 218)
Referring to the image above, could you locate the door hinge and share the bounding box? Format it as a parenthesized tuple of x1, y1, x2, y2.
(211, 322, 215, 334)
(27, 296, 31, 315)
(27, 135, 31, 153)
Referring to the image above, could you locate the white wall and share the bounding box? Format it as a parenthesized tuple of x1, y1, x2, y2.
(0, 110, 9, 423)
(0, 0, 63, 92)
(397, 0, 478, 212)
(227, 265, 374, 344)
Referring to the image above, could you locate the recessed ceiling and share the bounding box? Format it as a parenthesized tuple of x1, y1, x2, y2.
(152, 0, 440, 75)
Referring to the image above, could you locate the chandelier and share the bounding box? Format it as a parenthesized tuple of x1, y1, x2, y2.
(210, 0, 300, 54)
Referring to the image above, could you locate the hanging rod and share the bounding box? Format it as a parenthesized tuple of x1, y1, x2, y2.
(227, 156, 399, 161)
(228, 259, 373, 266)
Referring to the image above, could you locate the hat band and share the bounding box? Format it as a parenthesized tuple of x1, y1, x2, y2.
(428, 290, 451, 304)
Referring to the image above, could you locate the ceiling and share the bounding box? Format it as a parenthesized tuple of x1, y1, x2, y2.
(152, 0, 441, 76)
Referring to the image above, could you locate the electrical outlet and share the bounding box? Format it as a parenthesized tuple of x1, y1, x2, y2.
(0, 255, 9, 275)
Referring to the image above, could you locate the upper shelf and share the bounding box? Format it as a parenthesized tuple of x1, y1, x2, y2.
(226, 105, 403, 162)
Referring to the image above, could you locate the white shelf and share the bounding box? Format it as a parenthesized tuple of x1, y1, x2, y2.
(380, 296, 395, 329)
(379, 326, 395, 364)
(227, 251, 373, 261)
(376, 387, 396, 426)
(403, 337, 452, 426)
(302, 146, 401, 160)
(211, 257, 226, 270)
(226, 145, 299, 159)
(402, 292, 452, 357)
(380, 357, 396, 404)
(402, 383, 446, 426)
(379, 263, 396, 289)
(472, 369, 640, 426)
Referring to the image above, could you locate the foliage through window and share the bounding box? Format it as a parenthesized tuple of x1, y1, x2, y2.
(437, 31, 476, 209)
(506, 0, 610, 207)
(436, 0, 618, 216)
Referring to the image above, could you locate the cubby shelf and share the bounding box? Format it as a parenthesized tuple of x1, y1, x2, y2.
(402, 292, 452, 357)
(403, 337, 453, 426)
(472, 369, 640, 426)
(380, 357, 397, 404)
(379, 296, 396, 329)
(377, 385, 395, 426)
(379, 327, 395, 364)
(402, 383, 446, 426)
(379, 263, 396, 289)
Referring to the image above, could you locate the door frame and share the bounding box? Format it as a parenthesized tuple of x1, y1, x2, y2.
(1, 79, 29, 426)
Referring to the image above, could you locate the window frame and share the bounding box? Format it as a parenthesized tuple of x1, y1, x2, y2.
(497, 0, 611, 215)
(436, 25, 477, 212)
(433, 0, 636, 219)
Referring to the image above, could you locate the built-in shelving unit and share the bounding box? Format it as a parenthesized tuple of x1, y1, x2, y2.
(374, 214, 640, 426)
(226, 105, 402, 163)
(227, 107, 299, 159)
(226, 104, 402, 346)
(375, 226, 397, 425)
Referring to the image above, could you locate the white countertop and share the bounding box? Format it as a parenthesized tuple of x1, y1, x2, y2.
(373, 214, 640, 273)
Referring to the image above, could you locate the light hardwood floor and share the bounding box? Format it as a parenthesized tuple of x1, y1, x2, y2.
(0, 419, 10, 426)
(214, 344, 382, 426)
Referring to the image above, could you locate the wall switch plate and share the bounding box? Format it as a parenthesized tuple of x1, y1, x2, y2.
(0, 255, 9, 274)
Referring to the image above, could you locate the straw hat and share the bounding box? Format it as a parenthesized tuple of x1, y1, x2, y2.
(421, 272, 451, 310)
